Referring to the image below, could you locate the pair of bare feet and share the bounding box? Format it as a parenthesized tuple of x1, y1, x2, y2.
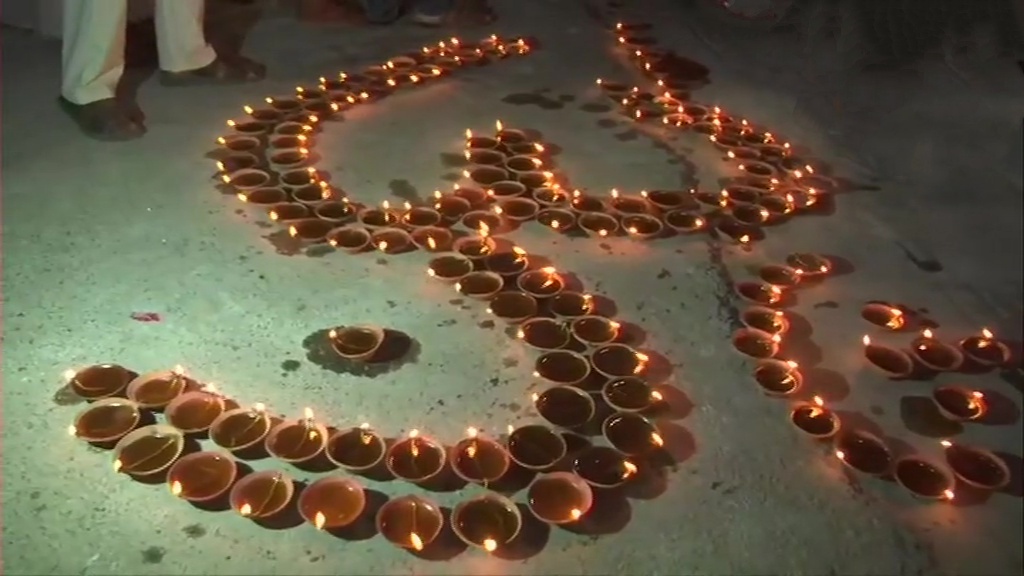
(299, 0, 495, 27)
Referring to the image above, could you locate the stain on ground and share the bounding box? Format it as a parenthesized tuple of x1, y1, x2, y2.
(501, 92, 565, 110)
(897, 242, 943, 273)
(478, 319, 496, 329)
(182, 524, 207, 539)
(388, 179, 422, 203)
(502, 356, 519, 368)
(301, 328, 420, 377)
(281, 359, 301, 372)
(263, 229, 304, 256)
(813, 300, 840, 309)
(657, 268, 671, 280)
(869, 404, 885, 416)
(596, 118, 619, 129)
(438, 152, 467, 169)
(613, 129, 639, 142)
(141, 546, 167, 564)
(440, 172, 461, 182)
(579, 102, 612, 113)
(52, 384, 85, 406)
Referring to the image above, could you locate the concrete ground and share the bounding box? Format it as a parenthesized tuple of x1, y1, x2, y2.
(2, 0, 1022, 574)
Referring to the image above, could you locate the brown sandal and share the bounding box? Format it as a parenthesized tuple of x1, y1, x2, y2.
(160, 56, 266, 87)
(58, 97, 145, 142)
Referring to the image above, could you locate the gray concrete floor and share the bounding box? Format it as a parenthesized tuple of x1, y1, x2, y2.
(2, 0, 1022, 574)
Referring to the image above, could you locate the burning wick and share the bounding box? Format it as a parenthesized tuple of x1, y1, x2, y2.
(967, 391, 985, 412)
(807, 396, 826, 419)
(918, 329, 935, 351)
(976, 328, 995, 348)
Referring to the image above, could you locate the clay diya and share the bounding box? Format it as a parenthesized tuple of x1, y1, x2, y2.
(641, 189, 693, 212)
(315, 199, 357, 224)
(487, 291, 538, 324)
(570, 192, 607, 215)
(433, 193, 473, 223)
(371, 227, 414, 255)
(834, 430, 892, 476)
(596, 78, 631, 99)
(376, 495, 445, 552)
(288, 218, 333, 243)
(549, 291, 595, 319)
(216, 152, 260, 174)
(465, 148, 506, 168)
(456, 271, 504, 300)
(487, 180, 528, 200)
(517, 267, 565, 299)
(517, 317, 572, 351)
(237, 187, 287, 206)
(758, 195, 794, 220)
(571, 316, 621, 348)
(932, 386, 987, 422)
(737, 160, 777, 183)
(289, 184, 326, 207)
(941, 441, 1011, 491)
(536, 207, 576, 232)
(591, 343, 649, 379)
(209, 404, 272, 452)
(663, 209, 706, 233)
(608, 189, 651, 216)
(622, 213, 664, 240)
(714, 216, 754, 245)
(298, 476, 367, 530)
(264, 95, 303, 115)
(860, 302, 907, 331)
(269, 148, 309, 169)
(243, 104, 284, 124)
(453, 186, 491, 207)
(450, 427, 511, 485)
(506, 424, 567, 471)
(325, 424, 387, 472)
(216, 134, 262, 154)
(230, 470, 296, 520)
(484, 246, 530, 277)
(357, 203, 400, 229)
(573, 445, 638, 489)
(273, 120, 312, 137)
(959, 328, 1012, 367)
(64, 363, 133, 400)
(789, 396, 841, 439)
(505, 154, 544, 175)
(410, 226, 452, 252)
(506, 140, 545, 157)
(401, 205, 443, 228)
(222, 168, 271, 192)
(278, 167, 318, 190)
(267, 202, 310, 223)
(165, 389, 227, 434)
(452, 234, 497, 262)
(602, 413, 664, 456)
(532, 187, 570, 207)
(465, 130, 501, 150)
(893, 455, 955, 501)
(730, 194, 769, 222)
(758, 264, 802, 289)
(527, 472, 594, 525)
(451, 493, 522, 553)
(465, 166, 509, 190)
(326, 225, 372, 254)
(328, 325, 386, 361)
(735, 281, 783, 307)
(495, 121, 528, 144)
(125, 367, 192, 410)
(225, 119, 268, 138)
(732, 328, 781, 359)
(753, 359, 802, 397)
(721, 184, 762, 205)
(264, 408, 329, 464)
(496, 197, 540, 221)
(910, 329, 964, 372)
(68, 397, 142, 444)
(167, 451, 238, 503)
(427, 253, 474, 283)
(534, 384, 595, 430)
(785, 252, 832, 277)
(385, 430, 448, 484)
(268, 134, 308, 150)
(602, 377, 662, 412)
(861, 336, 915, 378)
(741, 306, 789, 336)
(112, 424, 185, 477)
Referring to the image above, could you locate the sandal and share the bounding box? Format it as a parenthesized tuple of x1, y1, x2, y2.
(58, 97, 145, 142)
(160, 56, 266, 87)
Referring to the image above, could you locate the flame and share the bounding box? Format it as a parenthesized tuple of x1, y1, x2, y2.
(239, 503, 253, 517)
(314, 511, 327, 530)
(171, 480, 183, 497)
(835, 450, 846, 461)
(410, 532, 425, 551)
(570, 508, 583, 520)
(409, 429, 420, 439)
(288, 225, 299, 237)
(531, 392, 540, 402)
(862, 335, 871, 347)
(650, 432, 664, 447)
(243, 105, 254, 115)
(623, 460, 638, 477)
(377, 241, 389, 252)
(940, 440, 953, 448)
(113, 459, 124, 473)
(479, 222, 491, 237)
(922, 329, 934, 339)
(495, 120, 504, 133)
(943, 489, 955, 501)
(426, 236, 437, 250)
(550, 219, 561, 229)
(980, 328, 994, 340)
(483, 538, 498, 552)
(303, 407, 315, 421)
(253, 402, 267, 413)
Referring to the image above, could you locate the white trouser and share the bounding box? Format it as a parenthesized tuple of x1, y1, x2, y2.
(61, 0, 217, 105)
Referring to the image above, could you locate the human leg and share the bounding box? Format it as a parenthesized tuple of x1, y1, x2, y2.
(410, 0, 453, 25)
(156, 0, 266, 85)
(411, 0, 494, 27)
(358, 0, 402, 24)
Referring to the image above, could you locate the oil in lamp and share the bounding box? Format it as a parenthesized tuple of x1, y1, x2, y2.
(602, 376, 662, 412)
(291, 182, 329, 206)
(215, 153, 259, 174)
(734, 281, 783, 306)
(517, 266, 565, 299)
(461, 210, 504, 233)
(862, 335, 915, 378)
(68, 397, 142, 444)
(165, 384, 228, 435)
(590, 343, 649, 379)
(452, 226, 496, 262)
(487, 291, 538, 324)
(785, 252, 832, 278)
(536, 207, 576, 232)
(434, 190, 474, 223)
(465, 165, 509, 190)
(958, 328, 1011, 367)
(569, 190, 607, 214)
(571, 316, 621, 348)
(941, 440, 1010, 491)
(326, 225, 372, 254)
(220, 168, 270, 192)
(230, 470, 296, 520)
(401, 202, 443, 228)
(112, 424, 185, 477)
(370, 227, 414, 255)
(167, 451, 238, 503)
(455, 271, 504, 300)
(893, 455, 956, 501)
(267, 202, 310, 223)
(732, 328, 781, 359)
(357, 200, 400, 229)
(265, 407, 329, 464)
(640, 189, 697, 213)
(860, 303, 906, 331)
(209, 403, 273, 453)
(328, 325, 386, 362)
(237, 186, 286, 206)
(517, 317, 572, 351)
(216, 134, 262, 154)
(608, 188, 651, 215)
(741, 306, 789, 336)
(288, 219, 333, 244)
(663, 209, 706, 234)
(506, 424, 567, 471)
(465, 147, 506, 168)
(532, 187, 570, 208)
(758, 264, 802, 289)
(833, 429, 892, 477)
(623, 214, 665, 240)
(325, 423, 387, 472)
(753, 359, 802, 397)
(527, 472, 594, 525)
(932, 386, 987, 422)
(269, 147, 309, 170)
(533, 385, 595, 428)
(385, 429, 448, 484)
(410, 226, 452, 252)
(451, 493, 522, 553)
(789, 396, 840, 439)
(297, 476, 367, 530)
(910, 329, 964, 372)
(427, 253, 474, 283)
(464, 128, 501, 150)
(495, 197, 540, 221)
(375, 495, 445, 552)
(549, 291, 595, 319)
(125, 365, 192, 410)
(279, 166, 318, 190)
(602, 413, 665, 456)
(573, 445, 638, 489)
(485, 246, 530, 277)
(534, 350, 592, 387)
(225, 118, 268, 137)
(450, 427, 511, 485)
(315, 199, 357, 224)
(63, 364, 134, 400)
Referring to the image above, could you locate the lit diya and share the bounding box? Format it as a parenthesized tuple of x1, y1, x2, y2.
(959, 328, 1011, 367)
(536, 207, 576, 232)
(63, 363, 134, 400)
(269, 148, 309, 170)
(410, 226, 452, 252)
(230, 470, 296, 520)
(451, 493, 522, 553)
(264, 407, 329, 464)
(714, 216, 754, 245)
(532, 187, 570, 208)
(237, 187, 287, 207)
(484, 246, 530, 277)
(533, 385, 595, 428)
(506, 424, 567, 470)
(574, 442, 640, 491)
(167, 451, 238, 503)
(217, 134, 262, 154)
(569, 190, 607, 214)
(571, 316, 621, 348)
(315, 199, 357, 224)
(242, 104, 283, 124)
(663, 210, 706, 234)
(735, 281, 783, 306)
(371, 227, 414, 255)
(465, 148, 506, 168)
(278, 167, 318, 190)
(267, 202, 310, 223)
(357, 202, 400, 229)
(264, 95, 303, 115)
(298, 476, 367, 530)
(860, 302, 907, 331)
(741, 306, 789, 336)
(909, 329, 964, 372)
(527, 472, 594, 525)
(736, 160, 777, 184)
(450, 427, 511, 484)
(602, 376, 662, 413)
(385, 429, 448, 483)
(225, 119, 268, 138)
(785, 252, 831, 278)
(125, 366, 193, 410)
(465, 165, 509, 189)
(268, 134, 308, 150)
(861, 336, 915, 378)
(789, 396, 840, 439)
(506, 140, 545, 157)
(68, 397, 142, 444)
(549, 291, 595, 319)
(221, 168, 272, 192)
(517, 266, 565, 299)
(941, 440, 1011, 491)
(288, 218, 334, 243)
(453, 186, 491, 207)
(932, 386, 987, 422)
(732, 328, 781, 359)
(273, 120, 312, 137)
(893, 455, 955, 501)
(465, 129, 501, 150)
(834, 429, 892, 476)
(602, 413, 665, 456)
(753, 359, 802, 397)
(112, 424, 186, 477)
(517, 317, 572, 351)
(534, 350, 592, 386)
(596, 78, 632, 99)
(590, 343, 649, 379)
(756, 265, 802, 289)
(757, 194, 794, 221)
(376, 495, 445, 552)
(487, 180, 528, 200)
(622, 213, 664, 240)
(326, 423, 387, 472)
(326, 225, 372, 253)
(495, 120, 528, 144)
(401, 204, 443, 228)
(487, 291, 538, 324)
(427, 253, 474, 283)
(505, 154, 544, 175)
(452, 232, 497, 262)
(290, 183, 329, 205)
(608, 189, 651, 216)
(496, 197, 540, 221)
(433, 192, 473, 223)
(456, 271, 504, 300)
(165, 388, 227, 434)
(640, 189, 697, 213)
(216, 152, 260, 174)
(328, 325, 386, 362)
(209, 403, 273, 452)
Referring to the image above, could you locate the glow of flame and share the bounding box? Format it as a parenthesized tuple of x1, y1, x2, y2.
(113, 459, 123, 473)
(253, 402, 267, 413)
(288, 225, 299, 237)
(941, 440, 953, 448)
(67, 424, 77, 436)
(981, 328, 994, 341)
(922, 329, 934, 339)
(495, 120, 504, 133)
(410, 533, 424, 551)
(943, 489, 955, 501)
(171, 480, 183, 497)
(570, 508, 583, 520)
(650, 432, 664, 447)
(239, 503, 253, 517)
(483, 538, 498, 552)
(623, 461, 638, 477)
(314, 511, 327, 530)
(862, 335, 871, 347)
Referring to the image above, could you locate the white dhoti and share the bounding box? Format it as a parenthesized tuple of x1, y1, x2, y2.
(61, 0, 217, 105)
